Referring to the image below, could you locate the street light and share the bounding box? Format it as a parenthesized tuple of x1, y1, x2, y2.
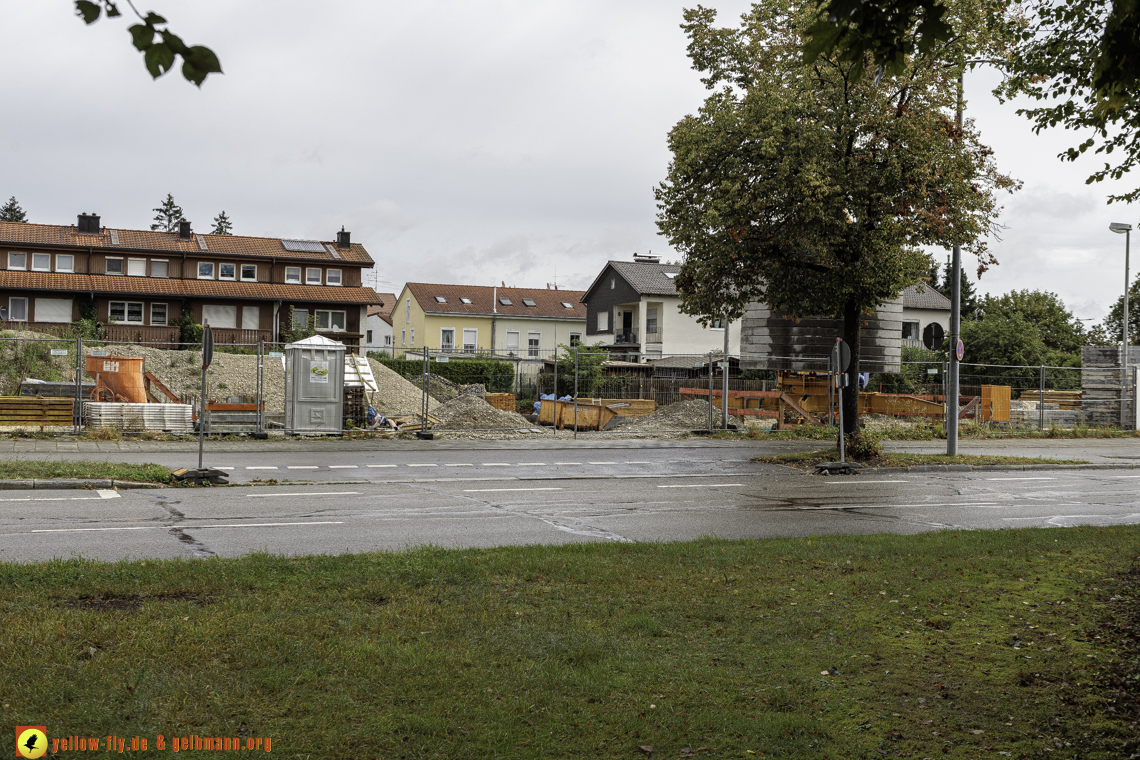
(1110, 222, 1132, 428)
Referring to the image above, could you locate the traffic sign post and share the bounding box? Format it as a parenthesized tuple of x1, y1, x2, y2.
(198, 326, 214, 470)
(834, 339, 849, 463)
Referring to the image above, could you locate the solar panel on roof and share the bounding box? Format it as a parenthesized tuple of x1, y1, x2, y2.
(281, 239, 326, 253)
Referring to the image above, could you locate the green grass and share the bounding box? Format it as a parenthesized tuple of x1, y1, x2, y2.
(1, 529, 1138, 758)
(754, 448, 1089, 468)
(0, 459, 172, 482)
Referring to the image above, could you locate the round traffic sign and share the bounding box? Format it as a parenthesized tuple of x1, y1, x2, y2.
(955, 339, 964, 361)
(922, 322, 944, 350)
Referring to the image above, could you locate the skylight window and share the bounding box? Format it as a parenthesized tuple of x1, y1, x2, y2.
(499, 297, 512, 306)
(460, 297, 473, 304)
(522, 298, 537, 307)
(561, 302, 573, 309)
(434, 296, 447, 303)
(664, 272, 678, 279)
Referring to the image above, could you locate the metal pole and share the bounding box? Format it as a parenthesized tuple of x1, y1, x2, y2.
(947, 70, 964, 456)
(707, 351, 714, 431)
(552, 343, 558, 404)
(257, 341, 264, 433)
(827, 354, 833, 427)
(573, 347, 579, 439)
(422, 346, 428, 424)
(721, 319, 729, 430)
(837, 378, 845, 463)
(197, 362, 206, 470)
(1123, 229, 1130, 429)
(1039, 365, 1046, 431)
(74, 334, 82, 434)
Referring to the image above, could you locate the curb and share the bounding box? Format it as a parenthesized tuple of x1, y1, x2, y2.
(0, 479, 166, 490)
(858, 463, 1140, 474)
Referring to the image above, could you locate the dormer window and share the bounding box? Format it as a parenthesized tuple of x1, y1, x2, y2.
(499, 297, 512, 306)
(460, 297, 472, 304)
(434, 296, 447, 303)
(522, 298, 537, 307)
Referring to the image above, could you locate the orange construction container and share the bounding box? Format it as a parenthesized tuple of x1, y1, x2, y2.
(85, 355, 147, 403)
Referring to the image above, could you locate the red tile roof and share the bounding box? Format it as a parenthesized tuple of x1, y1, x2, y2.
(368, 293, 397, 317)
(0, 271, 381, 304)
(0, 221, 374, 265)
(405, 283, 587, 319)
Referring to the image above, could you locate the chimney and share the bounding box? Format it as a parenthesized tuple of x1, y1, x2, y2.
(336, 226, 351, 249)
(178, 220, 192, 240)
(633, 251, 660, 264)
(77, 213, 101, 234)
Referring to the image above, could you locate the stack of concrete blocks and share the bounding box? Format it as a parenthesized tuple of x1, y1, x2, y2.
(1008, 399, 1081, 430)
(739, 297, 903, 373)
(1080, 346, 1140, 429)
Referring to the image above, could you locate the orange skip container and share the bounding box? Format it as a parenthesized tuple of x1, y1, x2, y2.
(85, 355, 147, 403)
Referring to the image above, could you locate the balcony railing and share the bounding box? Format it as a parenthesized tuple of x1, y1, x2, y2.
(613, 331, 639, 345)
(103, 325, 182, 345)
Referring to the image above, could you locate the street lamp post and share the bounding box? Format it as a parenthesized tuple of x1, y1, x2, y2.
(947, 72, 964, 456)
(1110, 222, 1132, 428)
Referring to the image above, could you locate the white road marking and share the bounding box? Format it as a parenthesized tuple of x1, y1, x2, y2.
(788, 502, 1000, 510)
(482, 463, 511, 467)
(463, 487, 563, 492)
(32, 521, 346, 534)
(287, 466, 319, 470)
(244, 491, 361, 498)
(1109, 475, 1140, 478)
(214, 467, 235, 471)
(588, 461, 618, 465)
(0, 491, 122, 503)
(555, 462, 579, 465)
(445, 463, 473, 467)
(516, 463, 546, 466)
(823, 480, 907, 484)
(245, 466, 278, 470)
(406, 463, 438, 467)
(625, 461, 654, 464)
(367, 464, 397, 468)
(657, 483, 744, 489)
(328, 465, 359, 469)
(984, 478, 1053, 485)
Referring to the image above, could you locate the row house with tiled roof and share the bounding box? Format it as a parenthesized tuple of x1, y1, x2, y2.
(394, 282, 586, 358)
(0, 214, 382, 349)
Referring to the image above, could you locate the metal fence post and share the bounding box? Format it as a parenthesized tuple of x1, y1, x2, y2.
(552, 344, 558, 402)
(573, 347, 579, 440)
(1039, 365, 1046, 430)
(707, 351, 714, 431)
(74, 334, 82, 434)
(422, 346, 429, 424)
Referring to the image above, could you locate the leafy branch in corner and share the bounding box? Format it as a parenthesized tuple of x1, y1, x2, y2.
(75, 0, 222, 86)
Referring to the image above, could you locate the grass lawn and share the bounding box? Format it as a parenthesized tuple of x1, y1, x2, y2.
(753, 449, 1089, 469)
(2, 528, 1138, 758)
(0, 459, 172, 483)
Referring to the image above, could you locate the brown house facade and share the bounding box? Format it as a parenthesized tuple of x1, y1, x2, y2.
(0, 215, 382, 349)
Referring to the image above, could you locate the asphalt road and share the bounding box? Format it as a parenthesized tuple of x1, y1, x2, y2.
(3, 464, 1139, 563)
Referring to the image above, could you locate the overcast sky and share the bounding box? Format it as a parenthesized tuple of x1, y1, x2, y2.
(2, 1, 1135, 321)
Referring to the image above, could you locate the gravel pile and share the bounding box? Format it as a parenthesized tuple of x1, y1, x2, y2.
(366, 359, 440, 416)
(434, 387, 533, 431)
(614, 399, 739, 431)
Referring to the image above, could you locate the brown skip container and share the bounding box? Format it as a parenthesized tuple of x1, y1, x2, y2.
(85, 355, 147, 403)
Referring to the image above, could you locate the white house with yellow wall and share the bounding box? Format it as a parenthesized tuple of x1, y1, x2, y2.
(393, 282, 587, 358)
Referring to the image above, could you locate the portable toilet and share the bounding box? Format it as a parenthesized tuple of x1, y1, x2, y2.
(284, 335, 346, 434)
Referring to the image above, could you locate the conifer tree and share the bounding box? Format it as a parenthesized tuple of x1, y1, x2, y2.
(211, 211, 233, 235)
(0, 196, 28, 222)
(150, 193, 184, 232)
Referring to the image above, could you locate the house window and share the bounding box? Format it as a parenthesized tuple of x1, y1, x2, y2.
(406, 299, 410, 324)
(9, 297, 28, 321)
(384, 335, 392, 346)
(440, 328, 455, 352)
(498, 297, 512, 306)
(285, 267, 301, 283)
(202, 304, 237, 329)
(292, 309, 308, 327)
(151, 303, 168, 326)
(527, 331, 541, 358)
(434, 295, 446, 303)
(569, 333, 581, 347)
(596, 311, 609, 332)
(522, 298, 536, 307)
(410, 328, 415, 345)
(462, 328, 477, 352)
(315, 310, 346, 331)
(151, 260, 168, 278)
(326, 269, 342, 286)
(105, 257, 124, 275)
(460, 297, 473, 304)
(241, 264, 257, 281)
(109, 301, 144, 323)
(505, 330, 520, 354)
(646, 308, 658, 335)
(366, 329, 373, 344)
(127, 258, 146, 277)
(306, 267, 321, 284)
(219, 263, 236, 281)
(56, 254, 74, 273)
(198, 262, 214, 279)
(31, 253, 51, 272)
(561, 301, 573, 309)
(401, 329, 406, 346)
(711, 318, 725, 329)
(35, 298, 72, 323)
(902, 321, 920, 340)
(242, 305, 260, 330)
(7, 252, 26, 270)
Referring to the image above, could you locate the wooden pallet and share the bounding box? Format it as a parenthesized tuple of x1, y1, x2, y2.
(0, 396, 74, 426)
(485, 393, 517, 412)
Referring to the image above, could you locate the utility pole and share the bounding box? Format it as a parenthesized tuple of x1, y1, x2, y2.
(947, 71, 964, 456)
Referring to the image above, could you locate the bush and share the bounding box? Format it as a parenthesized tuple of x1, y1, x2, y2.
(844, 429, 883, 461)
(372, 356, 516, 393)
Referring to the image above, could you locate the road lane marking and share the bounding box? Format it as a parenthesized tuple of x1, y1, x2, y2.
(984, 478, 1053, 485)
(244, 491, 361, 498)
(555, 462, 579, 465)
(367, 464, 397, 468)
(1109, 475, 1140, 478)
(214, 467, 235, 471)
(588, 461, 618, 465)
(786, 502, 1001, 510)
(625, 461, 654, 464)
(445, 463, 473, 467)
(287, 466, 319, 470)
(0, 491, 122, 503)
(823, 480, 907, 484)
(406, 463, 437, 467)
(482, 463, 511, 467)
(516, 463, 546, 466)
(463, 487, 563, 492)
(329, 465, 359, 469)
(245, 466, 278, 470)
(657, 483, 744, 488)
(32, 521, 346, 534)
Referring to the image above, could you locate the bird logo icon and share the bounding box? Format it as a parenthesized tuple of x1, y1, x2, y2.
(16, 727, 47, 759)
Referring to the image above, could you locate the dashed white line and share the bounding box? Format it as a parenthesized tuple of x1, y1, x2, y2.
(482, 463, 511, 467)
(32, 521, 345, 534)
(463, 487, 563, 492)
(0, 490, 121, 503)
(287, 466, 319, 470)
(244, 491, 361, 498)
(825, 480, 908, 484)
(329, 465, 359, 469)
(214, 467, 235, 471)
(588, 461, 619, 465)
(555, 462, 579, 465)
(445, 463, 473, 467)
(986, 477, 1057, 481)
(367, 464, 397, 468)
(625, 461, 654, 464)
(657, 483, 744, 489)
(516, 463, 546, 466)
(406, 463, 438, 468)
(245, 466, 278, 470)
(1109, 475, 1140, 478)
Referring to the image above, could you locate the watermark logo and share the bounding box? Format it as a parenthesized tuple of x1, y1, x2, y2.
(16, 727, 47, 759)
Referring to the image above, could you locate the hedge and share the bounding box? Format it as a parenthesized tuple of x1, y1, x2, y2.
(370, 355, 516, 392)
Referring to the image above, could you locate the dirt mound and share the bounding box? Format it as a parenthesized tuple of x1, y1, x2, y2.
(615, 399, 738, 431)
(434, 388, 532, 431)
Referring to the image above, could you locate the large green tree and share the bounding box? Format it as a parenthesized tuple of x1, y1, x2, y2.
(211, 211, 233, 236)
(979, 289, 1081, 353)
(1100, 275, 1140, 344)
(655, 2, 1016, 433)
(0, 196, 27, 223)
(933, 257, 980, 319)
(150, 193, 184, 232)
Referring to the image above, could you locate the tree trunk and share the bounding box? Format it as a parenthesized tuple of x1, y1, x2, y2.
(842, 298, 861, 436)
